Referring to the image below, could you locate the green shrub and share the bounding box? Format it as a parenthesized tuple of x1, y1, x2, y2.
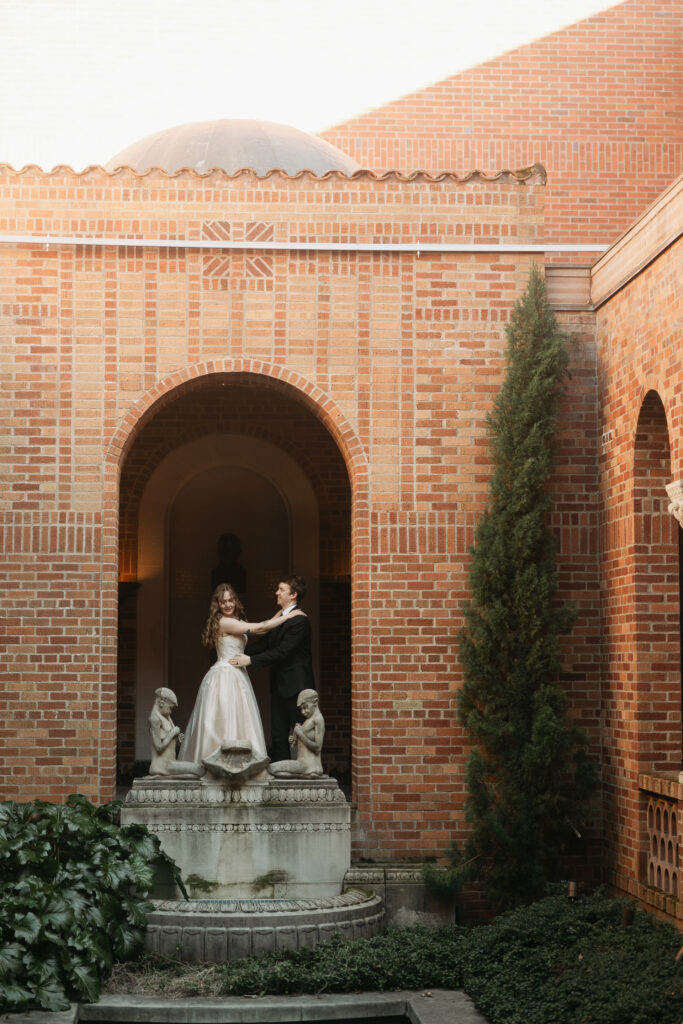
(120, 926, 465, 997)
(215, 894, 680, 1021)
(460, 891, 683, 1024)
(217, 926, 464, 995)
(0, 794, 183, 1012)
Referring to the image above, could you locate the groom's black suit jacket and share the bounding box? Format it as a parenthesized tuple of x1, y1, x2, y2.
(246, 613, 315, 699)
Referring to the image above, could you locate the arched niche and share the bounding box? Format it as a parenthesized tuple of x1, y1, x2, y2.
(135, 433, 319, 758)
(633, 390, 681, 771)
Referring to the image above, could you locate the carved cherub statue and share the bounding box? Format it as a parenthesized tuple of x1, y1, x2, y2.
(268, 689, 325, 779)
(148, 687, 205, 779)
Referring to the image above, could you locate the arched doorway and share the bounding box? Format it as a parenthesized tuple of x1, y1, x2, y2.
(116, 373, 352, 785)
(633, 390, 681, 771)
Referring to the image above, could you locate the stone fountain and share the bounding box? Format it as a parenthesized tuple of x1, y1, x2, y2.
(121, 688, 383, 960)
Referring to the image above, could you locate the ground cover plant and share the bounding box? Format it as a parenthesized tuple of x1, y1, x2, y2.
(458, 892, 683, 1024)
(108, 925, 464, 998)
(0, 795, 185, 1012)
(104, 891, 682, 1024)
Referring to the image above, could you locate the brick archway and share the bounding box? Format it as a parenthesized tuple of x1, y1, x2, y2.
(632, 389, 681, 772)
(102, 361, 369, 800)
(106, 360, 369, 490)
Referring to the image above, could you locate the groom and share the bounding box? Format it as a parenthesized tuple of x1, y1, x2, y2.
(230, 575, 315, 762)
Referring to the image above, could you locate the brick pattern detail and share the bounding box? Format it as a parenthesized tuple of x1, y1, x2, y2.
(245, 255, 273, 279)
(245, 222, 274, 242)
(203, 255, 232, 279)
(202, 254, 275, 290)
(201, 221, 231, 241)
(0, 511, 101, 553)
(201, 220, 274, 243)
(646, 796, 679, 897)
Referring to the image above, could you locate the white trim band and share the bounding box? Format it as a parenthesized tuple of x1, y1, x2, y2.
(0, 233, 608, 253)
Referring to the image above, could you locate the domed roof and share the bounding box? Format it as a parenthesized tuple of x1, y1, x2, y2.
(105, 119, 362, 177)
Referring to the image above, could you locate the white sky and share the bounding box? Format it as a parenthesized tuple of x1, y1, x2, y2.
(0, 0, 619, 171)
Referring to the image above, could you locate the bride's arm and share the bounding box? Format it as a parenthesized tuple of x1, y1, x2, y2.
(219, 611, 304, 637)
(249, 610, 305, 636)
(218, 616, 254, 637)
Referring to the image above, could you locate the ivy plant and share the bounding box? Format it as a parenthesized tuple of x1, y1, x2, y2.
(0, 793, 184, 1012)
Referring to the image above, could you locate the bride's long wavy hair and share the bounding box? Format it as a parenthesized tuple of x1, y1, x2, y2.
(201, 583, 246, 647)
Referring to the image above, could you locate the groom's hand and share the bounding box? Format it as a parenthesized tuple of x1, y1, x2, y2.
(230, 654, 251, 667)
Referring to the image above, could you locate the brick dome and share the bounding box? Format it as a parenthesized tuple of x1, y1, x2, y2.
(105, 118, 362, 176)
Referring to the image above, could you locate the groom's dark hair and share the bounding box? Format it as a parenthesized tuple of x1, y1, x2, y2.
(282, 574, 306, 603)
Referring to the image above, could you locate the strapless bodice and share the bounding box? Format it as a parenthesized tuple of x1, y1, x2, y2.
(215, 634, 246, 661)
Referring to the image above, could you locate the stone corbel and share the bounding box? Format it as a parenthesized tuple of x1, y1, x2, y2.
(665, 480, 683, 526)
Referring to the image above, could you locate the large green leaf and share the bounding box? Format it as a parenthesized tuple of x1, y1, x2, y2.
(129, 852, 155, 891)
(71, 961, 101, 1002)
(103, 857, 135, 889)
(129, 832, 159, 862)
(14, 911, 41, 943)
(80, 902, 106, 930)
(17, 841, 52, 865)
(58, 887, 89, 917)
(0, 942, 23, 977)
(34, 979, 70, 1012)
(0, 803, 16, 824)
(44, 894, 74, 930)
(120, 893, 150, 928)
(85, 932, 113, 972)
(110, 921, 142, 959)
(0, 979, 34, 1008)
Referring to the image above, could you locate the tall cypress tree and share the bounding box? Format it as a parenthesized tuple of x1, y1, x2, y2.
(457, 265, 595, 910)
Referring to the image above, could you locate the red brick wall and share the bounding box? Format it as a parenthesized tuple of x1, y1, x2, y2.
(595, 237, 683, 907)
(0, 164, 603, 863)
(322, 0, 683, 249)
(554, 312, 602, 749)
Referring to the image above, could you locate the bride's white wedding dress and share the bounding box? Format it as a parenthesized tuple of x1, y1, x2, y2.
(177, 633, 267, 763)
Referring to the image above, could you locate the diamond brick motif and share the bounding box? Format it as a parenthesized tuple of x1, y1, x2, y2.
(202, 221, 232, 241)
(246, 221, 274, 242)
(246, 255, 273, 279)
(203, 255, 231, 278)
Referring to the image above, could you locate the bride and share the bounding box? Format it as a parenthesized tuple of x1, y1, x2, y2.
(178, 583, 301, 763)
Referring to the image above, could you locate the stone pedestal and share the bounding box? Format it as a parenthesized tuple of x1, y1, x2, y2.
(344, 864, 456, 928)
(122, 777, 350, 900)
